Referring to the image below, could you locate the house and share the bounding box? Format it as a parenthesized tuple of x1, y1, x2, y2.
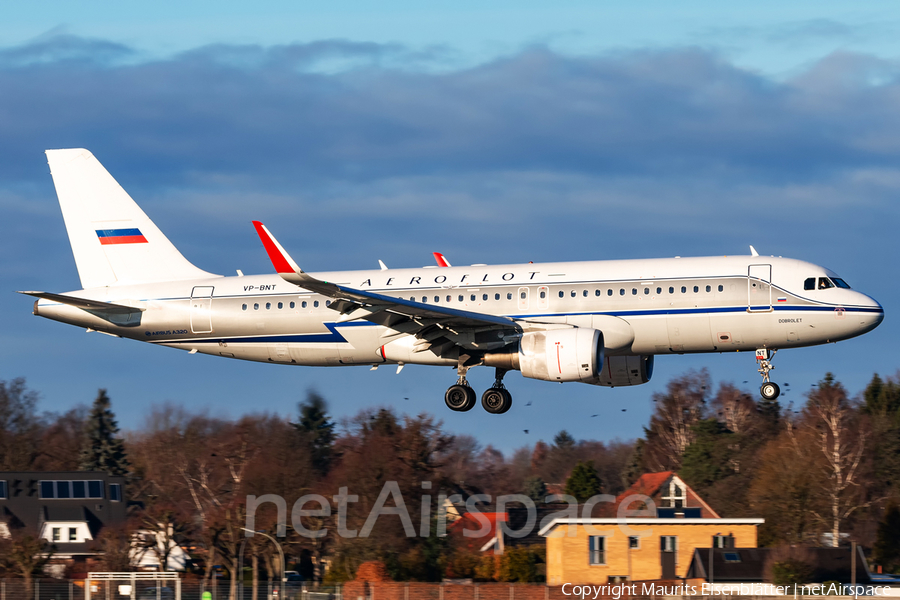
(0, 471, 127, 570)
(685, 546, 873, 585)
(541, 472, 764, 585)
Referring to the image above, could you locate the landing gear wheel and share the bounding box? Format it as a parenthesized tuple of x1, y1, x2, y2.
(482, 387, 513, 414)
(760, 381, 780, 400)
(445, 384, 476, 411)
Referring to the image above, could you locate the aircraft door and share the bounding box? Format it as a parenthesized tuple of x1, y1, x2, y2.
(748, 265, 772, 312)
(190, 286, 214, 333)
(537, 286, 549, 310)
(517, 287, 530, 311)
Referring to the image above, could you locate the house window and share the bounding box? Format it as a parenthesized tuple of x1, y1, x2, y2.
(68, 528, 77, 542)
(88, 480, 103, 499)
(56, 481, 71, 499)
(110, 484, 122, 502)
(52, 527, 61, 542)
(0, 480, 6, 499)
(72, 481, 86, 498)
(662, 480, 687, 508)
(629, 536, 640, 549)
(589, 536, 605, 565)
(661, 536, 677, 554)
(40, 481, 54, 498)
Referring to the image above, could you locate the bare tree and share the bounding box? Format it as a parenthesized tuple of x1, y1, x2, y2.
(800, 375, 871, 547)
(644, 369, 710, 470)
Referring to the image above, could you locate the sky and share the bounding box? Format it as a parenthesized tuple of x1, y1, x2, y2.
(1, 1, 899, 454)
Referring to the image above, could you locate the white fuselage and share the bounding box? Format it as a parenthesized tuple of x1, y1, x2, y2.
(34, 255, 883, 373)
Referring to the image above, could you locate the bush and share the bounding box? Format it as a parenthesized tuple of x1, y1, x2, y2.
(771, 559, 814, 586)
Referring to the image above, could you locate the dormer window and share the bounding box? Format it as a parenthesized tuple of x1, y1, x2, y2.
(662, 480, 687, 508)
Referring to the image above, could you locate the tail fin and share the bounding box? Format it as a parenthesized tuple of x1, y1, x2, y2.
(46, 149, 217, 288)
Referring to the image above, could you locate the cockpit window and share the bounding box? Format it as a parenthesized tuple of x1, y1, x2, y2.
(804, 278, 816, 291)
(832, 278, 851, 289)
(818, 277, 835, 290)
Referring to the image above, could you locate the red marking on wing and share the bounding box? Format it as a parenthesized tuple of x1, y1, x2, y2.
(252, 221, 294, 274)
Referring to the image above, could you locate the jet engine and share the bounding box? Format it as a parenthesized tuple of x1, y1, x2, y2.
(591, 355, 654, 387)
(485, 328, 603, 383)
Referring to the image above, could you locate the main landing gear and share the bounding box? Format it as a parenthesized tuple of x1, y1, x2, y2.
(444, 366, 513, 414)
(756, 348, 781, 400)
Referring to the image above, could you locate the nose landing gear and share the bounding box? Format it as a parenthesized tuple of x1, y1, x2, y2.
(756, 348, 781, 400)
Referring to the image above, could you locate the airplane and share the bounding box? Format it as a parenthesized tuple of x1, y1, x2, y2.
(20, 149, 884, 414)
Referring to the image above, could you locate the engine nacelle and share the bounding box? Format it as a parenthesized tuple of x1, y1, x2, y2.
(516, 328, 604, 383)
(591, 355, 654, 387)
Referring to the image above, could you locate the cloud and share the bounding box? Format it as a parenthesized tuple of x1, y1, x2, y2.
(2, 34, 899, 271)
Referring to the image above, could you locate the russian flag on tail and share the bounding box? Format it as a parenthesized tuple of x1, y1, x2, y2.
(95, 228, 148, 245)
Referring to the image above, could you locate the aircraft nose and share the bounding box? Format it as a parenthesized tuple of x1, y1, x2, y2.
(854, 293, 884, 333)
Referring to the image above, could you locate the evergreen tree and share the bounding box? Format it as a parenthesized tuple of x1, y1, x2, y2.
(294, 391, 336, 476)
(553, 430, 575, 450)
(873, 504, 900, 573)
(564, 461, 602, 502)
(680, 418, 732, 491)
(756, 395, 781, 434)
(523, 475, 547, 503)
(79, 389, 129, 476)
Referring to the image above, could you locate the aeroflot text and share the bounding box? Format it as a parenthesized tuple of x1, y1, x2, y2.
(560, 583, 895, 598)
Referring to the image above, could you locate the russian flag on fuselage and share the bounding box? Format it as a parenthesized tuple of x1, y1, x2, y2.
(95, 228, 148, 245)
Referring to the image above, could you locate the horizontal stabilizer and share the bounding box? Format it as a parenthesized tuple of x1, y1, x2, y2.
(17, 291, 144, 315)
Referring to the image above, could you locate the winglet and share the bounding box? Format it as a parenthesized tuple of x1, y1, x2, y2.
(433, 252, 451, 267)
(252, 221, 305, 277)
(749, 245, 759, 257)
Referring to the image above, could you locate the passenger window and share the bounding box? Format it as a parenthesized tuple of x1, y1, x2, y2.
(644, 288, 649, 295)
(559, 291, 564, 298)
(507, 293, 513, 300)
(482, 294, 488, 301)
(571, 290, 576, 297)
(290, 301, 295, 308)
(693, 286, 699, 293)
(681, 286, 686, 293)
(833, 278, 851, 289)
(435, 296, 440, 303)
(717, 285, 723, 292)
(242, 304, 247, 311)
(459, 295, 464, 302)
(804, 277, 816, 291)
(583, 290, 588, 297)
(632, 288, 637, 295)
(472, 294, 477, 301)
(595, 290, 601, 296)
(818, 278, 834, 290)
(608, 289, 613, 296)
(520, 292, 526, 299)
(326, 301, 331, 307)
(705, 285, 711, 293)
(447, 295, 452, 302)
(495, 293, 500, 300)
(266, 302, 271, 310)
(656, 287, 662, 294)
(619, 289, 625, 296)
(314, 301, 319, 308)
(539, 291, 546, 299)
(278, 302, 283, 309)
(302, 301, 307, 308)
(669, 287, 674, 294)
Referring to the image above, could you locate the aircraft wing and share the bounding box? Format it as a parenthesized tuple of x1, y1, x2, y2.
(252, 222, 523, 354)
